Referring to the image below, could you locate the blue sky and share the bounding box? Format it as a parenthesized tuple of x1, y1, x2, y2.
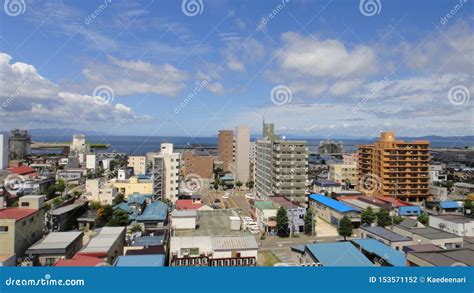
(0, 0, 473, 138)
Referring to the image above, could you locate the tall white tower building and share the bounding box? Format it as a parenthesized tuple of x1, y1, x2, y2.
(234, 125, 250, 184)
(0, 133, 9, 169)
(153, 143, 180, 202)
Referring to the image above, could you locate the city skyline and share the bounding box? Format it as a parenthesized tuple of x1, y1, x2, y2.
(1, 0, 473, 138)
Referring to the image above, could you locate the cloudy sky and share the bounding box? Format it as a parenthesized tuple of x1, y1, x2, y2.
(0, 0, 473, 138)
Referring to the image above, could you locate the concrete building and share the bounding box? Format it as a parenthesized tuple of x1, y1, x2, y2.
(86, 179, 118, 205)
(171, 210, 198, 230)
(359, 225, 412, 250)
(86, 154, 97, 171)
(0, 133, 8, 170)
(183, 151, 213, 179)
(234, 126, 250, 184)
(406, 247, 474, 266)
(169, 235, 258, 266)
(308, 194, 360, 227)
(271, 196, 306, 234)
(113, 176, 153, 199)
(357, 131, 430, 202)
(71, 134, 88, 154)
(392, 218, 463, 249)
(8, 129, 31, 160)
(343, 153, 357, 165)
(0, 195, 45, 262)
(77, 226, 126, 264)
(429, 214, 474, 237)
(25, 231, 83, 266)
(218, 130, 234, 172)
(255, 122, 308, 198)
(454, 182, 474, 196)
(127, 156, 147, 176)
(429, 164, 447, 183)
(152, 143, 180, 202)
(328, 163, 357, 185)
(254, 201, 277, 233)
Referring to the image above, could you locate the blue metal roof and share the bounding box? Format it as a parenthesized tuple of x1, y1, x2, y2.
(398, 206, 422, 216)
(305, 242, 372, 267)
(352, 239, 406, 267)
(440, 201, 460, 209)
(309, 194, 359, 213)
(113, 255, 165, 267)
(113, 202, 132, 214)
(127, 194, 148, 205)
(132, 235, 165, 247)
(136, 201, 168, 221)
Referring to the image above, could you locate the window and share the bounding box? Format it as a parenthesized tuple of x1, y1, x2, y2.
(44, 258, 56, 266)
(0, 226, 8, 232)
(21, 202, 30, 207)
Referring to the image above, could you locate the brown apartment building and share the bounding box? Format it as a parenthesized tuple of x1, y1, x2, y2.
(357, 131, 430, 202)
(218, 130, 234, 172)
(183, 151, 214, 179)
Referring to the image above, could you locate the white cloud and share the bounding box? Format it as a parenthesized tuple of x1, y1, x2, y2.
(207, 82, 225, 95)
(82, 55, 188, 97)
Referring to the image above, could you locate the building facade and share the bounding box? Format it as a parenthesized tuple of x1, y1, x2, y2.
(328, 163, 357, 185)
(357, 131, 430, 202)
(218, 130, 234, 172)
(127, 156, 147, 176)
(0, 133, 8, 169)
(234, 126, 250, 184)
(183, 151, 213, 179)
(255, 123, 308, 198)
(153, 143, 180, 202)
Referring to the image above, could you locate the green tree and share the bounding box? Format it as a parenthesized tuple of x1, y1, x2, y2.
(338, 216, 353, 240)
(112, 193, 125, 206)
(393, 215, 404, 224)
(213, 167, 223, 180)
(55, 179, 66, 193)
(464, 200, 473, 217)
(130, 224, 142, 233)
(106, 209, 129, 227)
(235, 181, 243, 190)
(304, 208, 315, 235)
(97, 205, 113, 226)
(245, 181, 254, 191)
(361, 206, 376, 225)
(213, 180, 219, 194)
(417, 213, 429, 225)
(276, 207, 289, 237)
(376, 209, 392, 227)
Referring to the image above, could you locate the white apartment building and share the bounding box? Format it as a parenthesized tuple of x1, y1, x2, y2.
(85, 179, 118, 205)
(429, 164, 447, 183)
(128, 156, 147, 175)
(234, 126, 250, 184)
(86, 154, 98, 171)
(153, 143, 180, 202)
(0, 133, 8, 169)
(255, 123, 308, 198)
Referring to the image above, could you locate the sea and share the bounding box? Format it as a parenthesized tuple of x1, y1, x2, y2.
(30, 135, 474, 156)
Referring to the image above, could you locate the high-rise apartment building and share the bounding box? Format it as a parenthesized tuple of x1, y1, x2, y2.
(128, 156, 148, 175)
(0, 133, 8, 169)
(234, 126, 250, 184)
(357, 131, 430, 202)
(153, 143, 180, 202)
(218, 130, 234, 172)
(255, 122, 308, 198)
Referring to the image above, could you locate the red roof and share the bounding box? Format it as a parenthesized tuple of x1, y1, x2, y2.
(176, 199, 203, 210)
(54, 255, 105, 267)
(376, 197, 412, 207)
(8, 165, 37, 176)
(0, 208, 38, 221)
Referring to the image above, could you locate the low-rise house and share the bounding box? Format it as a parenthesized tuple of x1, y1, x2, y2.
(54, 255, 106, 267)
(424, 201, 462, 215)
(351, 239, 406, 266)
(308, 194, 360, 227)
(50, 200, 87, 231)
(77, 226, 126, 264)
(271, 196, 306, 234)
(253, 201, 277, 233)
(406, 247, 474, 266)
(25, 231, 83, 266)
(135, 201, 168, 231)
(302, 242, 373, 267)
(176, 199, 205, 210)
(339, 198, 381, 212)
(0, 195, 45, 263)
(429, 214, 474, 237)
(454, 182, 474, 196)
(77, 210, 98, 231)
(392, 218, 463, 249)
(312, 181, 341, 194)
(397, 206, 422, 216)
(359, 225, 412, 251)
